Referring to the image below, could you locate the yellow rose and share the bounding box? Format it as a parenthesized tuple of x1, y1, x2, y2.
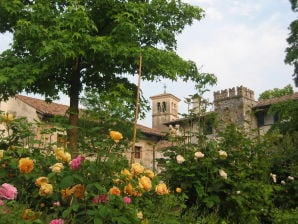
(0, 150, 4, 159)
(55, 148, 71, 162)
(137, 211, 143, 219)
(1, 113, 14, 122)
(18, 157, 34, 174)
(139, 176, 152, 191)
(39, 183, 53, 196)
(35, 177, 49, 187)
(23, 209, 38, 220)
(131, 163, 144, 175)
(121, 168, 133, 181)
(124, 183, 134, 196)
(50, 163, 64, 173)
(155, 183, 169, 195)
(176, 187, 182, 193)
(144, 169, 155, 179)
(109, 131, 123, 142)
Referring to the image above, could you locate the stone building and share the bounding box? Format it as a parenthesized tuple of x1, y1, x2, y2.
(0, 94, 166, 171)
(162, 86, 298, 140)
(150, 93, 180, 132)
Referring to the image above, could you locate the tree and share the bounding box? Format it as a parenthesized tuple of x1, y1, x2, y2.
(258, 84, 294, 100)
(0, 0, 215, 153)
(285, 0, 298, 86)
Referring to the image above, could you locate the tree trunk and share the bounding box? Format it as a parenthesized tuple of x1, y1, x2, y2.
(68, 58, 81, 156)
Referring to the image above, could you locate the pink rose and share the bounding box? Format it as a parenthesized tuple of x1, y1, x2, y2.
(50, 219, 64, 224)
(123, 196, 132, 204)
(70, 155, 84, 170)
(92, 194, 109, 204)
(0, 183, 17, 200)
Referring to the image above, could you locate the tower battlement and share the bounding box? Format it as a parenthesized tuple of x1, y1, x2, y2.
(214, 86, 255, 101)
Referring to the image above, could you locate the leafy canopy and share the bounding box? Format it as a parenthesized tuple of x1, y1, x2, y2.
(258, 84, 294, 100)
(0, 0, 211, 100)
(285, 0, 298, 86)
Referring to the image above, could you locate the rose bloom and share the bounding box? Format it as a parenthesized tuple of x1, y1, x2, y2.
(35, 177, 49, 187)
(176, 187, 182, 193)
(288, 176, 294, 181)
(194, 151, 204, 159)
(109, 186, 121, 196)
(1, 113, 14, 122)
(50, 219, 65, 224)
(121, 168, 133, 180)
(139, 176, 152, 191)
(144, 169, 155, 179)
(53, 201, 61, 207)
(131, 163, 144, 175)
(109, 131, 123, 142)
(18, 157, 34, 174)
(219, 169, 228, 180)
(55, 148, 71, 163)
(218, 150, 228, 158)
(176, 155, 185, 164)
(39, 183, 53, 196)
(61, 188, 72, 200)
(137, 211, 143, 219)
(124, 183, 133, 196)
(155, 183, 169, 195)
(123, 196, 132, 204)
(71, 184, 85, 199)
(270, 173, 277, 183)
(0, 183, 17, 200)
(23, 209, 37, 220)
(50, 163, 64, 173)
(93, 194, 109, 204)
(70, 155, 84, 170)
(0, 150, 4, 159)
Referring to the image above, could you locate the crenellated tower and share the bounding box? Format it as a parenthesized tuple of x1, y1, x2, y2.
(213, 86, 257, 130)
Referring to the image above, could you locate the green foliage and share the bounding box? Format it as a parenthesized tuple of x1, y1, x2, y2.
(0, 116, 184, 223)
(267, 100, 298, 133)
(285, 0, 298, 86)
(0, 0, 215, 150)
(258, 84, 294, 100)
(158, 125, 274, 223)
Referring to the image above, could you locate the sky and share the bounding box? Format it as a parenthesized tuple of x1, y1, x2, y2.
(0, 0, 297, 128)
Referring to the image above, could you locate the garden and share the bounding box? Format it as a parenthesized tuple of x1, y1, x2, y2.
(0, 108, 297, 224)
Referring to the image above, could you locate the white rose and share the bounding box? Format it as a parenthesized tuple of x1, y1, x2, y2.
(176, 155, 185, 164)
(194, 151, 204, 159)
(219, 169, 227, 179)
(288, 176, 294, 181)
(270, 173, 277, 183)
(218, 150, 228, 158)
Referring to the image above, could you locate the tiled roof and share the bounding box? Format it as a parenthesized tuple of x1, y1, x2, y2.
(15, 95, 164, 137)
(254, 92, 298, 108)
(16, 95, 69, 116)
(136, 124, 165, 137)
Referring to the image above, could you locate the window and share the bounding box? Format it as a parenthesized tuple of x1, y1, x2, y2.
(203, 121, 213, 135)
(134, 146, 141, 159)
(256, 112, 265, 127)
(157, 102, 161, 112)
(162, 101, 167, 112)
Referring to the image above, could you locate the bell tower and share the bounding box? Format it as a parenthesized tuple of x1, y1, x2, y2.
(150, 92, 180, 132)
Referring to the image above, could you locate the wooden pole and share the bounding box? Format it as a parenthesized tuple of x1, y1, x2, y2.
(131, 54, 142, 165)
